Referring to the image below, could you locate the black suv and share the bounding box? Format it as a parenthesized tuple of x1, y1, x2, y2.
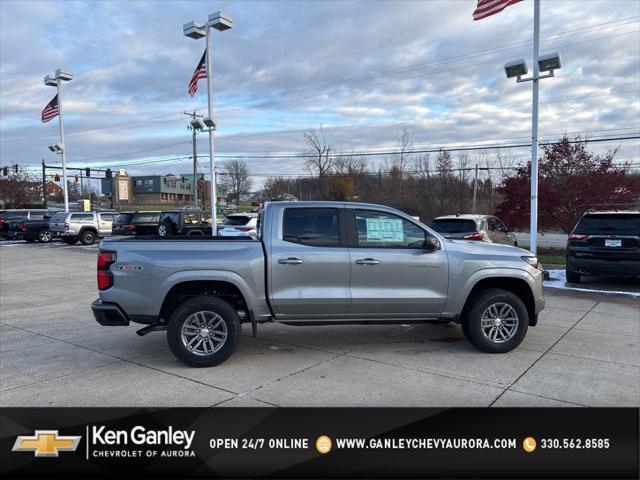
(158, 210, 213, 236)
(566, 207, 640, 283)
(112, 211, 161, 236)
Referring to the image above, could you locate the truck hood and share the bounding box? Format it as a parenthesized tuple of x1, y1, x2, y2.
(445, 238, 532, 258)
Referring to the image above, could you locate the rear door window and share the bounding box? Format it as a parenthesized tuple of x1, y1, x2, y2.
(431, 219, 477, 233)
(283, 208, 340, 247)
(575, 214, 640, 235)
(223, 215, 251, 226)
(114, 213, 133, 224)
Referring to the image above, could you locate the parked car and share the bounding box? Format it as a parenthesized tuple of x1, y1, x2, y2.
(566, 207, 640, 283)
(112, 211, 161, 236)
(0, 209, 50, 238)
(217, 213, 258, 236)
(49, 211, 117, 245)
(7, 217, 53, 243)
(91, 201, 545, 367)
(157, 211, 213, 236)
(431, 214, 518, 246)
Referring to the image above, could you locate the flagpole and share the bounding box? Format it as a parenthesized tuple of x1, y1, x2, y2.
(57, 80, 70, 213)
(205, 29, 217, 235)
(529, 0, 540, 254)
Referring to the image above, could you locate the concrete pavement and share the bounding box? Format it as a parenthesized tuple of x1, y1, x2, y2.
(1, 241, 638, 407)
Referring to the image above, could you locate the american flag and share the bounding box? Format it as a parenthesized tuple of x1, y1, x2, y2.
(188, 50, 207, 97)
(41, 94, 59, 123)
(473, 0, 523, 20)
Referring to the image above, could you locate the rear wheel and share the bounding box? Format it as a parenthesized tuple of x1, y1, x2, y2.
(62, 236, 78, 244)
(566, 270, 581, 283)
(461, 288, 528, 353)
(158, 223, 173, 236)
(167, 296, 240, 367)
(80, 230, 97, 245)
(38, 229, 52, 243)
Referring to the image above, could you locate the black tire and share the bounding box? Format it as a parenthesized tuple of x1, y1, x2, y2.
(461, 288, 528, 353)
(566, 270, 581, 283)
(80, 229, 97, 245)
(167, 296, 240, 367)
(62, 236, 78, 244)
(38, 229, 52, 243)
(158, 223, 173, 236)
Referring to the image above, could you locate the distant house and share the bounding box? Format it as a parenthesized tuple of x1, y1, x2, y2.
(36, 181, 64, 201)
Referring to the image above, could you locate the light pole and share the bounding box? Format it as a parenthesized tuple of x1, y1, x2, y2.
(44, 69, 73, 212)
(184, 111, 206, 208)
(184, 11, 232, 234)
(504, 0, 561, 254)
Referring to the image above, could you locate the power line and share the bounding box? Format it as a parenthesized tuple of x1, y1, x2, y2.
(83, 134, 640, 168)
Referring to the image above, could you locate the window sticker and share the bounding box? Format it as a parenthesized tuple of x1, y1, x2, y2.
(365, 218, 404, 242)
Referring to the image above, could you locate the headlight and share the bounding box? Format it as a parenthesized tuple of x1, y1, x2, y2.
(521, 256, 539, 269)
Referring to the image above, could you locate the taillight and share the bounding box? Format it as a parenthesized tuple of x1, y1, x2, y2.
(569, 234, 588, 241)
(97, 251, 116, 290)
(463, 232, 484, 241)
(20, 223, 27, 231)
(124, 224, 136, 231)
(64, 223, 69, 231)
(236, 226, 252, 232)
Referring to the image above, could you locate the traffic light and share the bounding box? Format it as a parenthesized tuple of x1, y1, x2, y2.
(105, 168, 112, 179)
(54, 174, 60, 181)
(74, 175, 79, 182)
(14, 165, 18, 173)
(85, 168, 91, 177)
(2, 167, 7, 176)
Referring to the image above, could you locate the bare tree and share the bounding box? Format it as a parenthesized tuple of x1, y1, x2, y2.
(303, 125, 333, 177)
(0, 166, 39, 207)
(390, 128, 413, 177)
(221, 160, 252, 204)
(333, 155, 368, 176)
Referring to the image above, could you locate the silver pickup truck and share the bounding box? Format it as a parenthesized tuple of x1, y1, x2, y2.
(91, 201, 545, 367)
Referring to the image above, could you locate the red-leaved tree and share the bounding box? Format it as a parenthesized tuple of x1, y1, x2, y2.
(495, 136, 640, 233)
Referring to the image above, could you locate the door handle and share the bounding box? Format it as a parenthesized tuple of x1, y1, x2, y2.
(355, 258, 380, 265)
(278, 257, 304, 265)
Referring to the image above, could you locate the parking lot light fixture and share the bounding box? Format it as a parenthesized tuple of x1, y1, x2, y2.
(44, 68, 73, 212)
(183, 11, 233, 235)
(503, 0, 561, 254)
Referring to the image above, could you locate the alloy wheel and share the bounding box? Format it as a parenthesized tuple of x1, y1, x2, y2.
(480, 302, 519, 344)
(180, 311, 228, 356)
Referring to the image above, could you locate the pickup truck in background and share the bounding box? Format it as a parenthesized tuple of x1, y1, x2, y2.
(91, 201, 545, 367)
(7, 218, 53, 243)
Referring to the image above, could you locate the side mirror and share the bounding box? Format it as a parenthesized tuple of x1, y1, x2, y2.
(423, 237, 440, 251)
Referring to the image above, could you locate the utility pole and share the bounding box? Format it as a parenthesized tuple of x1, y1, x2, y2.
(41, 159, 47, 208)
(183, 110, 204, 208)
(472, 164, 479, 213)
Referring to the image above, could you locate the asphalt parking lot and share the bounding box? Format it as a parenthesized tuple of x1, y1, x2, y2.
(1, 240, 638, 407)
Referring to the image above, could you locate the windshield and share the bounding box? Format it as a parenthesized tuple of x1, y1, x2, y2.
(431, 219, 478, 233)
(574, 214, 640, 234)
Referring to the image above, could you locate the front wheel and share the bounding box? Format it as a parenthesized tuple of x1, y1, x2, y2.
(167, 296, 240, 367)
(461, 289, 528, 353)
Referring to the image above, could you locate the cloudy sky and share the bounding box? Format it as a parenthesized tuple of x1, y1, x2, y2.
(1, 0, 638, 188)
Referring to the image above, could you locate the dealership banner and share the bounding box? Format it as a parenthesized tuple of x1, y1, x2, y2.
(1, 408, 638, 479)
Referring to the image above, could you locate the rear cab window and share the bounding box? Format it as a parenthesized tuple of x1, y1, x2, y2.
(114, 213, 134, 224)
(50, 212, 68, 222)
(223, 215, 251, 226)
(282, 208, 340, 247)
(132, 212, 159, 223)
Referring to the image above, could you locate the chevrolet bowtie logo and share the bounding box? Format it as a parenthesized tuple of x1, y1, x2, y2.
(12, 430, 81, 457)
